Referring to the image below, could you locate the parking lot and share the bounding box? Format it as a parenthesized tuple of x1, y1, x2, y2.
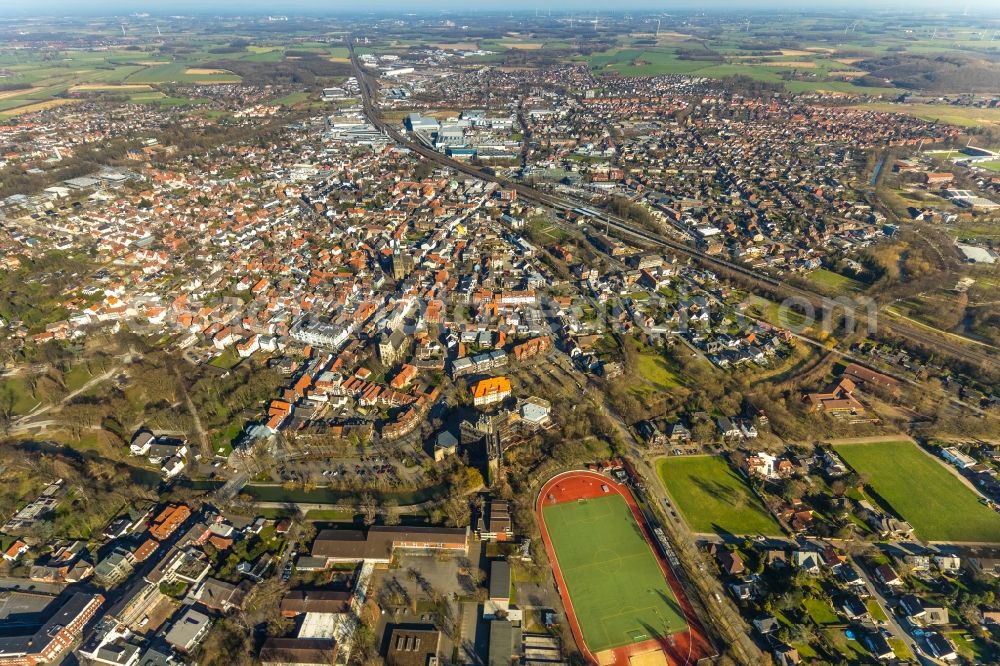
(273, 431, 431, 486)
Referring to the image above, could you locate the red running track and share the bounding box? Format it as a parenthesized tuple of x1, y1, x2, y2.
(536, 470, 713, 666)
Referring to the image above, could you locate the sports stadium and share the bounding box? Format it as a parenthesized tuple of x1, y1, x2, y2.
(536, 470, 711, 666)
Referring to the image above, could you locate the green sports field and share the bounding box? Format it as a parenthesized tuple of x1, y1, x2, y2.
(835, 440, 1000, 543)
(542, 494, 686, 653)
(657, 456, 783, 536)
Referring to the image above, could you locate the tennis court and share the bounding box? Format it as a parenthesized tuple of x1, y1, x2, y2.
(542, 493, 688, 653)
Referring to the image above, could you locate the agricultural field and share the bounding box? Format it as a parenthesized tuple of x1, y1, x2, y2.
(835, 440, 1000, 543)
(857, 103, 1000, 131)
(0, 41, 278, 116)
(124, 63, 240, 84)
(582, 44, 897, 95)
(0, 99, 79, 119)
(656, 456, 782, 536)
(573, 16, 1000, 99)
(542, 493, 687, 652)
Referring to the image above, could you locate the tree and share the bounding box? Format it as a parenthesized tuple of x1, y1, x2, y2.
(453, 466, 484, 493)
(443, 497, 471, 528)
(692, 419, 716, 444)
(359, 493, 379, 527)
(383, 499, 401, 526)
(243, 577, 291, 636)
(198, 619, 254, 666)
(779, 478, 807, 503)
(0, 392, 13, 435)
(159, 580, 188, 598)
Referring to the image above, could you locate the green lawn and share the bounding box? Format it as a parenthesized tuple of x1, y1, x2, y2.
(806, 268, 864, 294)
(747, 295, 808, 331)
(947, 630, 997, 662)
(634, 347, 683, 391)
(790, 642, 818, 659)
(656, 456, 782, 536)
(823, 628, 869, 660)
(208, 348, 242, 370)
(273, 91, 310, 106)
(803, 597, 839, 625)
(866, 599, 888, 622)
(835, 440, 1000, 543)
(542, 493, 686, 653)
(0, 377, 40, 415)
(64, 364, 95, 392)
(304, 508, 356, 521)
(211, 422, 242, 457)
(888, 638, 913, 661)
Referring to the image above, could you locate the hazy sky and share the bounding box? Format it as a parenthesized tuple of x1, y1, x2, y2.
(4, 0, 1000, 14)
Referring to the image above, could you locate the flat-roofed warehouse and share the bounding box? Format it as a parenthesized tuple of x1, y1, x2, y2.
(489, 560, 511, 602)
(312, 525, 469, 564)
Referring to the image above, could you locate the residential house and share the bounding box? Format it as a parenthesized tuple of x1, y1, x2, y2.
(717, 550, 744, 576)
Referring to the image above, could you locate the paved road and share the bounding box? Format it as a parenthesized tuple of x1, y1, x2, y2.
(0, 576, 66, 595)
(854, 564, 944, 666)
(689, 530, 946, 666)
(579, 385, 760, 663)
(178, 377, 211, 460)
(8, 420, 99, 434)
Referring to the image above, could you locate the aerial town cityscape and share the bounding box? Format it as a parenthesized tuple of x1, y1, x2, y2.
(2, 2, 1000, 665)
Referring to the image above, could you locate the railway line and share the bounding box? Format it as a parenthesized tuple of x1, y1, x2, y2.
(348, 43, 999, 374)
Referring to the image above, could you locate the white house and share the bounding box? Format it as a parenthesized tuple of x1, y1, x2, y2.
(3, 540, 29, 562)
(941, 447, 976, 469)
(933, 554, 961, 573)
(161, 456, 186, 479)
(130, 431, 155, 456)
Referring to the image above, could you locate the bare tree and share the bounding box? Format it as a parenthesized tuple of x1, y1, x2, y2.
(443, 497, 471, 528)
(359, 492, 378, 527)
